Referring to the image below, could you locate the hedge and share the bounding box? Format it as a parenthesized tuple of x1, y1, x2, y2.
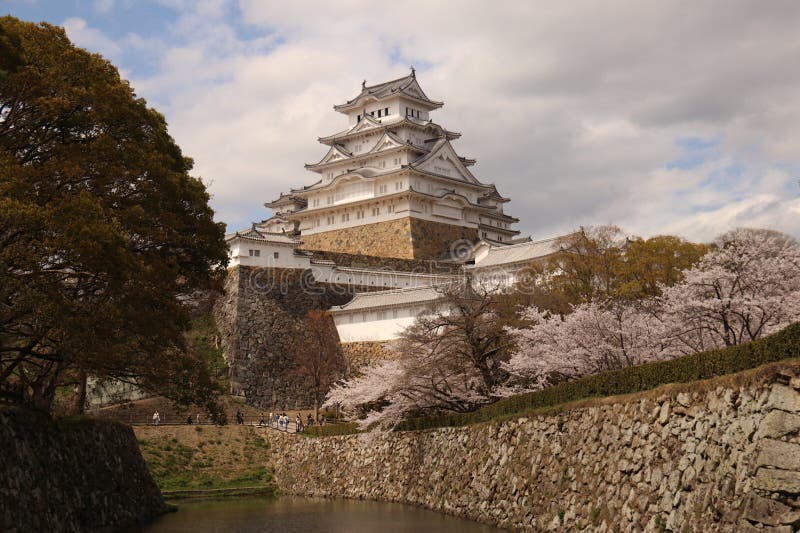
(394, 322, 800, 432)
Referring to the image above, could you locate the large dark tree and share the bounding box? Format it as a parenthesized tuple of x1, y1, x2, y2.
(0, 17, 228, 412)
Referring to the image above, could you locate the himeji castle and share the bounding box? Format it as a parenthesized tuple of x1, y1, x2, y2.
(225, 71, 565, 345)
(253, 69, 521, 261)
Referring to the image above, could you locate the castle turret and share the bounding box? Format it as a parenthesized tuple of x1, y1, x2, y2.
(265, 70, 519, 260)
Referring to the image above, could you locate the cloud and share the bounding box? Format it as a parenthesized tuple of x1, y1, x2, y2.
(93, 0, 114, 14)
(62, 17, 121, 60)
(60, 1, 800, 242)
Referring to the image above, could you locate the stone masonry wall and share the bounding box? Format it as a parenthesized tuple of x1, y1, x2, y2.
(268, 364, 800, 532)
(300, 217, 479, 260)
(214, 266, 362, 410)
(341, 341, 394, 371)
(1, 408, 166, 532)
(300, 218, 416, 259)
(409, 217, 479, 260)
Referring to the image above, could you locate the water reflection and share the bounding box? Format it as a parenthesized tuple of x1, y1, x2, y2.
(134, 496, 506, 533)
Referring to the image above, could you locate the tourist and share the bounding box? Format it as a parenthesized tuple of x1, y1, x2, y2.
(186, 415, 192, 425)
(258, 415, 265, 427)
(307, 414, 314, 426)
(269, 412, 274, 428)
(196, 413, 201, 424)
(152, 411, 160, 426)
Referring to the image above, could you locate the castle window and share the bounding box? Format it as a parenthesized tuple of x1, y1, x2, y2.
(405, 106, 409, 116)
(377, 109, 382, 118)
(357, 114, 361, 122)
(362, 312, 367, 322)
(273, 252, 279, 259)
(341, 213, 349, 222)
(327, 196, 333, 205)
(248, 249, 260, 257)
(388, 204, 395, 214)
(392, 309, 398, 319)
(384, 107, 389, 116)
(377, 311, 386, 320)
(327, 216, 335, 225)
(372, 207, 380, 216)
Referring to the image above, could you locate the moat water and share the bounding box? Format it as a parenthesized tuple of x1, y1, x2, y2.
(136, 496, 506, 532)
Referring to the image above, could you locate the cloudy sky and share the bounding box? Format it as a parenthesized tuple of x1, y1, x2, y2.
(5, 0, 800, 242)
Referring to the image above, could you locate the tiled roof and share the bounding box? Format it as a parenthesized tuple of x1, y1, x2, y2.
(225, 226, 300, 244)
(334, 72, 443, 111)
(329, 285, 446, 313)
(469, 236, 564, 269)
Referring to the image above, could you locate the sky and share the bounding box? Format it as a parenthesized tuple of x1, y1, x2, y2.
(4, 0, 800, 242)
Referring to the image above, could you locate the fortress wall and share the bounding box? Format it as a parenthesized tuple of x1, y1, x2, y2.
(214, 266, 387, 409)
(0, 408, 166, 532)
(409, 217, 479, 260)
(300, 218, 416, 259)
(341, 341, 395, 370)
(299, 217, 479, 260)
(268, 365, 800, 532)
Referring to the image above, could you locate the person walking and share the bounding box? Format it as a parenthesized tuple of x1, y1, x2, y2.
(152, 411, 158, 426)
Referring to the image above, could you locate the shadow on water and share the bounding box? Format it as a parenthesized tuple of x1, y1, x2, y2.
(129, 496, 507, 533)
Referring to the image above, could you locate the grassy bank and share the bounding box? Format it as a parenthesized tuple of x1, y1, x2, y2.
(134, 425, 274, 493)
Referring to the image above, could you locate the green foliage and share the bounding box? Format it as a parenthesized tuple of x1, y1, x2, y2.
(394, 322, 800, 432)
(0, 16, 228, 411)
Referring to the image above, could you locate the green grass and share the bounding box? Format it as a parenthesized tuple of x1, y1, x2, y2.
(394, 322, 800, 432)
(137, 428, 274, 492)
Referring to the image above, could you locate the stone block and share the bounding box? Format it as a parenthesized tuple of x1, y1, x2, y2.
(756, 439, 800, 471)
(767, 385, 800, 413)
(755, 410, 800, 439)
(743, 494, 800, 526)
(752, 468, 800, 494)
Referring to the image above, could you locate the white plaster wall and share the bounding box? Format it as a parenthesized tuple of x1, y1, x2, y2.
(228, 242, 311, 269)
(334, 314, 418, 342)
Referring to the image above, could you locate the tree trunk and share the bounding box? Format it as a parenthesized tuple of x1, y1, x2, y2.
(74, 371, 87, 415)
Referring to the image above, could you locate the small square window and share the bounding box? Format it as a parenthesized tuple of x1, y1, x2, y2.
(273, 252, 279, 259)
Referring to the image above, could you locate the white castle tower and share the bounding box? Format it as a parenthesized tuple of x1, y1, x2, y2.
(261, 69, 520, 260)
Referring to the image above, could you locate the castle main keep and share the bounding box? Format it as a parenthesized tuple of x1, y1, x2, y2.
(219, 72, 563, 408)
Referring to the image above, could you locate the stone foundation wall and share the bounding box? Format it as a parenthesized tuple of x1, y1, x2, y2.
(300, 217, 479, 260)
(1, 408, 166, 532)
(409, 217, 479, 260)
(301, 218, 415, 259)
(341, 341, 394, 370)
(214, 266, 357, 409)
(268, 365, 800, 532)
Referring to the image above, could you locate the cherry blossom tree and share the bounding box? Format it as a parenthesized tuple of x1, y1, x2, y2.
(660, 228, 800, 352)
(505, 300, 666, 390)
(324, 281, 512, 428)
(507, 228, 800, 389)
